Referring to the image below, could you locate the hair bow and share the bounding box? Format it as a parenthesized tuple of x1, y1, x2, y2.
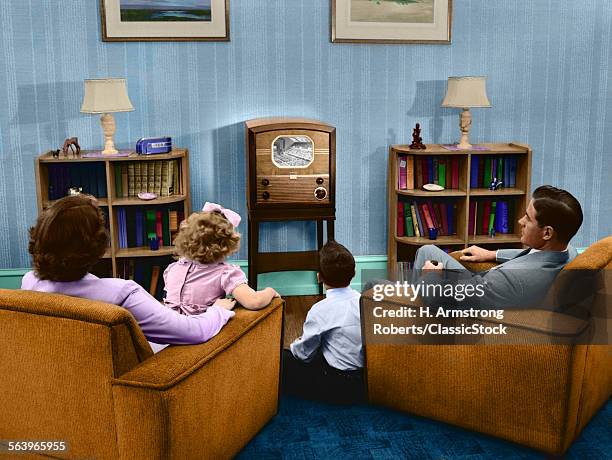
(202, 202, 241, 228)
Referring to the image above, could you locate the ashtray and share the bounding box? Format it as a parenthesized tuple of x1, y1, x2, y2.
(138, 192, 158, 201)
(422, 183, 445, 192)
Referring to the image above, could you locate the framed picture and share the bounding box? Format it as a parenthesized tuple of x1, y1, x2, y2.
(331, 0, 452, 44)
(100, 0, 229, 41)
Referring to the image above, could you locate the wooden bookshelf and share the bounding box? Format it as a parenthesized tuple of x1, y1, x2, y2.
(388, 143, 532, 273)
(35, 149, 191, 278)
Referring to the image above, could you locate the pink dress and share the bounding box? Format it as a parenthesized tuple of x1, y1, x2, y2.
(163, 258, 248, 315)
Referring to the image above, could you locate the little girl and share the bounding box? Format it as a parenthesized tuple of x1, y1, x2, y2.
(163, 202, 279, 315)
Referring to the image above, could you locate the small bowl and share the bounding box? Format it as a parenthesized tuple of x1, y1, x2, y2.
(138, 192, 158, 201)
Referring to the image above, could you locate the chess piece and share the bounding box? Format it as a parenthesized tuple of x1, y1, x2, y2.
(409, 123, 426, 150)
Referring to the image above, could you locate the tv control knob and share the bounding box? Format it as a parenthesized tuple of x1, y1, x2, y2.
(261, 178, 270, 186)
(314, 187, 327, 201)
(262, 191, 270, 200)
(316, 177, 324, 185)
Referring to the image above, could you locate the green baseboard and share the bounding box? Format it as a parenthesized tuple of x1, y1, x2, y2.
(0, 255, 388, 294)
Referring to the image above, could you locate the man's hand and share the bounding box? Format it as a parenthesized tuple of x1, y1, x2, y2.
(266, 287, 281, 298)
(212, 298, 237, 310)
(460, 245, 497, 263)
(423, 260, 443, 271)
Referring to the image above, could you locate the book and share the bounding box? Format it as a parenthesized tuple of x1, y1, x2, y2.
(155, 210, 163, 242)
(135, 208, 144, 247)
(147, 162, 155, 193)
(489, 201, 497, 234)
(397, 202, 404, 237)
(121, 165, 128, 198)
(398, 155, 407, 190)
(161, 161, 170, 196)
(497, 201, 510, 233)
(427, 201, 440, 230)
(491, 156, 498, 181)
(169, 210, 178, 243)
(482, 200, 491, 235)
(470, 157, 479, 188)
(508, 157, 517, 187)
(497, 157, 503, 183)
(145, 210, 157, 239)
(421, 203, 435, 230)
(484, 157, 491, 188)
(114, 165, 122, 198)
(451, 158, 459, 190)
(478, 156, 485, 188)
(410, 204, 421, 237)
(162, 207, 171, 246)
(126, 208, 136, 247)
(174, 160, 181, 195)
(128, 163, 135, 198)
(415, 158, 423, 189)
(426, 157, 434, 184)
(432, 158, 439, 184)
(412, 201, 424, 237)
(473, 202, 479, 237)
(406, 155, 414, 190)
(404, 202, 414, 237)
(440, 202, 449, 236)
(134, 162, 142, 195)
(96, 163, 107, 198)
(154, 161, 163, 195)
(445, 159, 452, 190)
(438, 160, 446, 188)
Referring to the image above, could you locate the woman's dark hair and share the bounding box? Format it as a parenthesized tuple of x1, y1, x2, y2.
(28, 195, 108, 281)
(318, 240, 355, 288)
(532, 185, 583, 244)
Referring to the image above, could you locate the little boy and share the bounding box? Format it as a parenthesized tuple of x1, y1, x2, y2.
(282, 240, 364, 404)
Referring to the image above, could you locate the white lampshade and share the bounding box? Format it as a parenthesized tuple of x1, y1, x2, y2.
(441, 76, 491, 108)
(81, 78, 134, 114)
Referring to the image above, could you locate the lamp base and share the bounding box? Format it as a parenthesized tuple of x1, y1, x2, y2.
(456, 108, 473, 150)
(100, 113, 118, 155)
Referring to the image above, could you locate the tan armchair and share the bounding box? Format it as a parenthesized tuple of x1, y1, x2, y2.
(0, 289, 284, 459)
(362, 236, 612, 455)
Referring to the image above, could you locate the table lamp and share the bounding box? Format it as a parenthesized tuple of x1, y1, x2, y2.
(441, 76, 491, 149)
(80, 78, 134, 155)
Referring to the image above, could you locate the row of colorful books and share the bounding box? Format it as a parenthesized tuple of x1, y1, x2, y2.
(47, 163, 107, 200)
(397, 200, 458, 238)
(469, 199, 515, 236)
(470, 155, 518, 189)
(114, 160, 182, 198)
(117, 257, 172, 301)
(116, 206, 184, 249)
(398, 155, 460, 190)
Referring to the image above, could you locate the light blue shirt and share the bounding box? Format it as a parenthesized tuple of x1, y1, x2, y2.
(290, 287, 364, 371)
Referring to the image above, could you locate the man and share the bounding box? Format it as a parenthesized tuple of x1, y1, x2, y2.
(413, 185, 583, 308)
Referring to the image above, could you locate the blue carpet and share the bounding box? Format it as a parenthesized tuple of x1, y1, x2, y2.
(238, 397, 612, 459)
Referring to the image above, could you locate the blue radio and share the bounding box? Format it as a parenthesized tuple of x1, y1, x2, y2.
(136, 137, 172, 155)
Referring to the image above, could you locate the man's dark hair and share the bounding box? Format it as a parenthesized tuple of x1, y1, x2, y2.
(532, 185, 583, 244)
(28, 195, 108, 281)
(318, 240, 355, 288)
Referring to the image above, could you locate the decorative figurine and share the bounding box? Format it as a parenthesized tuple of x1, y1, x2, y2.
(52, 149, 60, 159)
(489, 177, 503, 191)
(62, 137, 81, 156)
(68, 187, 82, 196)
(409, 123, 426, 150)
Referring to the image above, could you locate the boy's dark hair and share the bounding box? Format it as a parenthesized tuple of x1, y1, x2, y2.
(532, 185, 583, 244)
(28, 195, 108, 281)
(318, 240, 355, 288)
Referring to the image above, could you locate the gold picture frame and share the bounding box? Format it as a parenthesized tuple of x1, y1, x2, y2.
(331, 0, 452, 44)
(100, 0, 229, 42)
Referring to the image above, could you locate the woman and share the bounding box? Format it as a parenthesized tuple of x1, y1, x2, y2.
(21, 194, 236, 347)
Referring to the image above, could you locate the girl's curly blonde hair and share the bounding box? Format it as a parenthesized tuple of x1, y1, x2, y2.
(174, 211, 240, 264)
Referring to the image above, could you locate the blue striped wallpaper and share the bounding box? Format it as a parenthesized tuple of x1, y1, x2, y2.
(0, 0, 611, 268)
